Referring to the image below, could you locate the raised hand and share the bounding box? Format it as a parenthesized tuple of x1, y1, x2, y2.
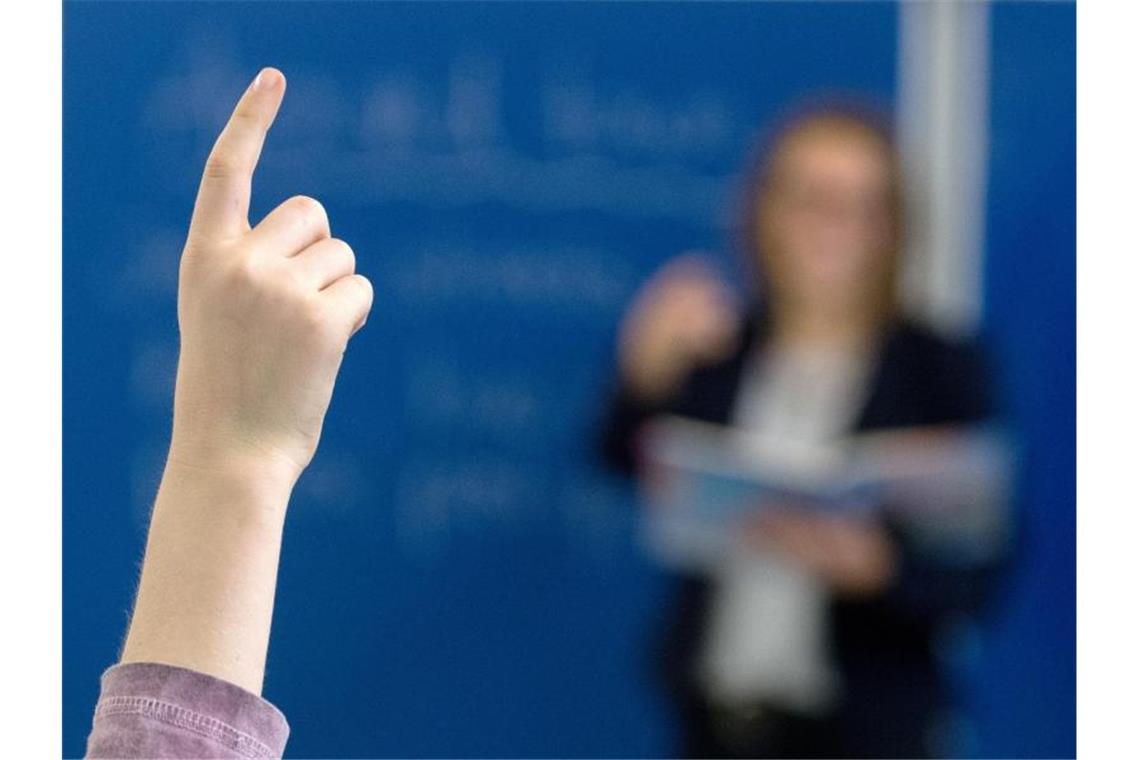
(618, 255, 740, 402)
(169, 67, 373, 481)
(117, 69, 373, 696)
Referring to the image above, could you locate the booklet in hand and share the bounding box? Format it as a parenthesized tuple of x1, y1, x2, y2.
(637, 415, 1013, 570)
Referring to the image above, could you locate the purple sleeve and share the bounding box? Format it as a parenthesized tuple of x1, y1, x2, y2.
(85, 662, 290, 759)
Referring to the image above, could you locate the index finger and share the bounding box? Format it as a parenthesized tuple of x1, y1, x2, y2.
(189, 67, 286, 242)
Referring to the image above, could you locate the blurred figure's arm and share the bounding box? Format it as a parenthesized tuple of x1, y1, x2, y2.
(874, 519, 1008, 620)
(747, 510, 901, 597)
(87, 67, 373, 759)
(599, 384, 672, 475)
(851, 337, 1013, 621)
(756, 338, 1013, 619)
(599, 257, 739, 474)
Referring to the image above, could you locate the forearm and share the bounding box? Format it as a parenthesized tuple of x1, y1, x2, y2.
(119, 453, 298, 695)
(88, 67, 371, 757)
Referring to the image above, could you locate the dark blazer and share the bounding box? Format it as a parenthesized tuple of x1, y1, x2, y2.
(599, 314, 1004, 758)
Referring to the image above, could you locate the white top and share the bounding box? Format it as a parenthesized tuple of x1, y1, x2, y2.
(697, 343, 873, 713)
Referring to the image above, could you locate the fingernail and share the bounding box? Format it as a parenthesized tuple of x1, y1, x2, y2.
(252, 67, 283, 92)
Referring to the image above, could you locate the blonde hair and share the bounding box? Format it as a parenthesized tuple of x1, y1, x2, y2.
(738, 100, 905, 326)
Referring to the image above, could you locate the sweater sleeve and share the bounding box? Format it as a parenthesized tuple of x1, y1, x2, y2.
(86, 662, 289, 759)
(872, 335, 1012, 623)
(597, 382, 670, 476)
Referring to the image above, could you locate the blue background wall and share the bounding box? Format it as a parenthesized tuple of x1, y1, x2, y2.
(969, 3, 1076, 757)
(63, 2, 1074, 757)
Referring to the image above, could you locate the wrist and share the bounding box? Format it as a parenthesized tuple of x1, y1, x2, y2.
(164, 438, 302, 510)
(125, 442, 296, 693)
(620, 345, 685, 402)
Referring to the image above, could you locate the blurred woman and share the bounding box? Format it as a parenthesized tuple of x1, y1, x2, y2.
(600, 104, 1006, 758)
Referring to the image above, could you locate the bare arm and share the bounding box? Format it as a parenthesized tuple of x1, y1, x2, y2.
(118, 66, 373, 695)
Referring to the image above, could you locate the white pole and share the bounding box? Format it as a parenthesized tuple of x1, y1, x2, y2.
(896, 0, 992, 337)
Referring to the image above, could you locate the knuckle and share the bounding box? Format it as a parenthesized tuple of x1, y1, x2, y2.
(331, 238, 356, 268)
(353, 274, 374, 302)
(287, 194, 319, 211)
(230, 107, 264, 129)
(338, 273, 371, 302)
(180, 238, 210, 262)
(202, 152, 245, 180)
(302, 303, 343, 346)
(288, 195, 328, 225)
(224, 255, 261, 289)
(349, 276, 375, 311)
